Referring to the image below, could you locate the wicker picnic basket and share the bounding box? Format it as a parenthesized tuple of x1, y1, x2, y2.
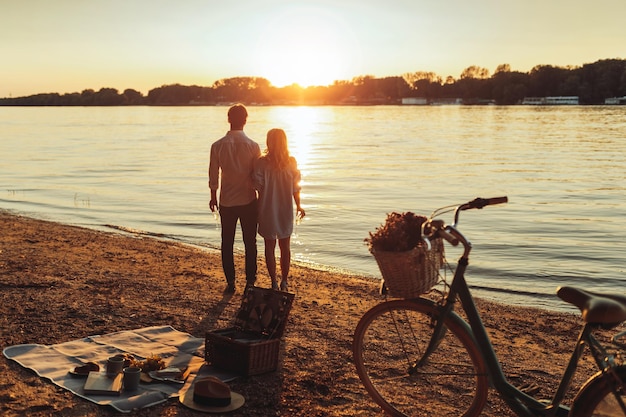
(372, 238, 444, 298)
(205, 287, 294, 376)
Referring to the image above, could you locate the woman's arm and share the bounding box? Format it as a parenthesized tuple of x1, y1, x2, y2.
(293, 191, 305, 219)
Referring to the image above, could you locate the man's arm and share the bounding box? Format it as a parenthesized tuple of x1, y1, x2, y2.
(208, 145, 219, 211)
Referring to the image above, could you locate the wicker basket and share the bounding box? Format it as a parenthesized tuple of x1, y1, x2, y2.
(372, 238, 444, 298)
(205, 287, 294, 376)
(205, 329, 280, 376)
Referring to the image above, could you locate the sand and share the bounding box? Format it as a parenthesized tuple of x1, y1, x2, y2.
(1, 210, 621, 416)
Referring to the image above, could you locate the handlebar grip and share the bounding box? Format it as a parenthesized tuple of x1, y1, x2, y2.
(438, 228, 459, 246)
(463, 196, 508, 210)
(487, 196, 508, 206)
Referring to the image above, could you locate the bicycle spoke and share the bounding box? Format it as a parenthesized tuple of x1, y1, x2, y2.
(353, 300, 488, 417)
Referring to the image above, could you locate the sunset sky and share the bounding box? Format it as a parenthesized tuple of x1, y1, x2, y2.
(2, 0, 625, 98)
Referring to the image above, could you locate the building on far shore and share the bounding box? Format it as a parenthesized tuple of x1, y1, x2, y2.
(605, 96, 626, 105)
(401, 97, 428, 105)
(401, 97, 464, 105)
(522, 96, 580, 105)
(430, 98, 463, 105)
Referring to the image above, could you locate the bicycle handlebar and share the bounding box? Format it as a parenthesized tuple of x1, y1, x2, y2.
(459, 196, 508, 211)
(437, 227, 459, 246)
(453, 196, 508, 226)
(423, 196, 508, 246)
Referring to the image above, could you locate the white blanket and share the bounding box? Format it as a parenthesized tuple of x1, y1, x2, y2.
(3, 325, 237, 413)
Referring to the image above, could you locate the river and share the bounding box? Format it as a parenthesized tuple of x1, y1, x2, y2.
(1, 105, 625, 311)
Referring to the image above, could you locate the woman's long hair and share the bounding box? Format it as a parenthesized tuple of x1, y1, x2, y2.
(264, 128, 291, 170)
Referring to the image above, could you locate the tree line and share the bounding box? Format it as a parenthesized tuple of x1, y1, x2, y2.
(2, 58, 625, 106)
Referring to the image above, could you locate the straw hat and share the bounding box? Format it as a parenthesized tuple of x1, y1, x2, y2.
(180, 377, 244, 413)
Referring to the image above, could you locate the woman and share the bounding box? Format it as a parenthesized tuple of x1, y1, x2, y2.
(253, 128, 305, 291)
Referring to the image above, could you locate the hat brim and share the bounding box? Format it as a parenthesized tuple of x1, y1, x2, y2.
(179, 385, 245, 413)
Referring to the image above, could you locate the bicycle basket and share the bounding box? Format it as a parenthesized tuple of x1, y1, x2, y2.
(372, 238, 444, 298)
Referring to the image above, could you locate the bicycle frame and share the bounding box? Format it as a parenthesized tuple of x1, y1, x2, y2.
(426, 221, 594, 417)
(355, 197, 625, 416)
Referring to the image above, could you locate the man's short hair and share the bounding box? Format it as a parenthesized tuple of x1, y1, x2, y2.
(228, 104, 248, 125)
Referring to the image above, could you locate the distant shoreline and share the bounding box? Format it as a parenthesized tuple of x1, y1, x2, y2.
(2, 58, 625, 105)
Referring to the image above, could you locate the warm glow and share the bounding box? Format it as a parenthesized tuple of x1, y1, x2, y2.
(280, 107, 320, 170)
(254, 6, 360, 88)
(262, 106, 333, 173)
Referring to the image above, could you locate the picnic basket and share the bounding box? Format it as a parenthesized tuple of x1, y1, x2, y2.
(372, 238, 444, 298)
(205, 286, 294, 376)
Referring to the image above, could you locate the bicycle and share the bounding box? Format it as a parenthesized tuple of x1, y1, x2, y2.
(352, 197, 626, 416)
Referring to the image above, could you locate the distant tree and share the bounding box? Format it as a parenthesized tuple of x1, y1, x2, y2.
(378, 76, 411, 101)
(558, 74, 581, 97)
(403, 71, 441, 86)
(460, 66, 490, 79)
(147, 84, 197, 105)
(491, 69, 529, 104)
(210, 77, 267, 102)
(123, 89, 144, 105)
(327, 80, 355, 104)
(60, 92, 82, 105)
(81, 89, 96, 105)
(586, 59, 626, 102)
(302, 85, 331, 104)
(494, 63, 511, 74)
(403, 71, 442, 99)
(272, 84, 304, 104)
(247, 77, 273, 104)
(528, 65, 569, 97)
(93, 88, 124, 106)
(351, 75, 378, 102)
(455, 66, 491, 101)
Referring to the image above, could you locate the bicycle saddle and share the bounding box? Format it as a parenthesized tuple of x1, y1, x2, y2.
(557, 286, 626, 326)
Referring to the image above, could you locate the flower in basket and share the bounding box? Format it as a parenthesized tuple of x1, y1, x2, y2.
(365, 211, 428, 253)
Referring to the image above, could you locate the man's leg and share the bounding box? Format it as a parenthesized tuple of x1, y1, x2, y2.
(240, 199, 258, 286)
(219, 205, 238, 289)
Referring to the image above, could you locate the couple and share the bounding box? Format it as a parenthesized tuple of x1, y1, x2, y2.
(208, 104, 305, 294)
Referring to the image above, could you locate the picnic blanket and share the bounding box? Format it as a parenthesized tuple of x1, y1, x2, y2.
(3, 325, 237, 413)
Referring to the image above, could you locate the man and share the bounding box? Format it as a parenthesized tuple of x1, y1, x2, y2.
(209, 104, 261, 294)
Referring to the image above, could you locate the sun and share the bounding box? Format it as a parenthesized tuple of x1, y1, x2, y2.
(254, 6, 360, 88)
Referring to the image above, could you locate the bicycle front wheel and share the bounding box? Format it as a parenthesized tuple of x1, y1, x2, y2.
(569, 365, 626, 416)
(352, 299, 489, 417)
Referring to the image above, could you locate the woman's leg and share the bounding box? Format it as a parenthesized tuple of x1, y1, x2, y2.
(278, 237, 291, 290)
(264, 238, 278, 289)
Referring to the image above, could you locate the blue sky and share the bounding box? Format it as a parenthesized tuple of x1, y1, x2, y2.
(1, 0, 624, 97)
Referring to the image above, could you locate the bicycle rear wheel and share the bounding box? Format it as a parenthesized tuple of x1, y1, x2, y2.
(569, 365, 626, 416)
(352, 299, 489, 417)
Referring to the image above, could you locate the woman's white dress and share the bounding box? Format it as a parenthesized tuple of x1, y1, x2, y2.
(253, 157, 301, 240)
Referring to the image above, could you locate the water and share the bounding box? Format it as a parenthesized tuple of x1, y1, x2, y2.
(2, 105, 625, 312)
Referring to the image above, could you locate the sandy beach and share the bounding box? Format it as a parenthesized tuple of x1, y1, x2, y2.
(1, 210, 620, 416)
